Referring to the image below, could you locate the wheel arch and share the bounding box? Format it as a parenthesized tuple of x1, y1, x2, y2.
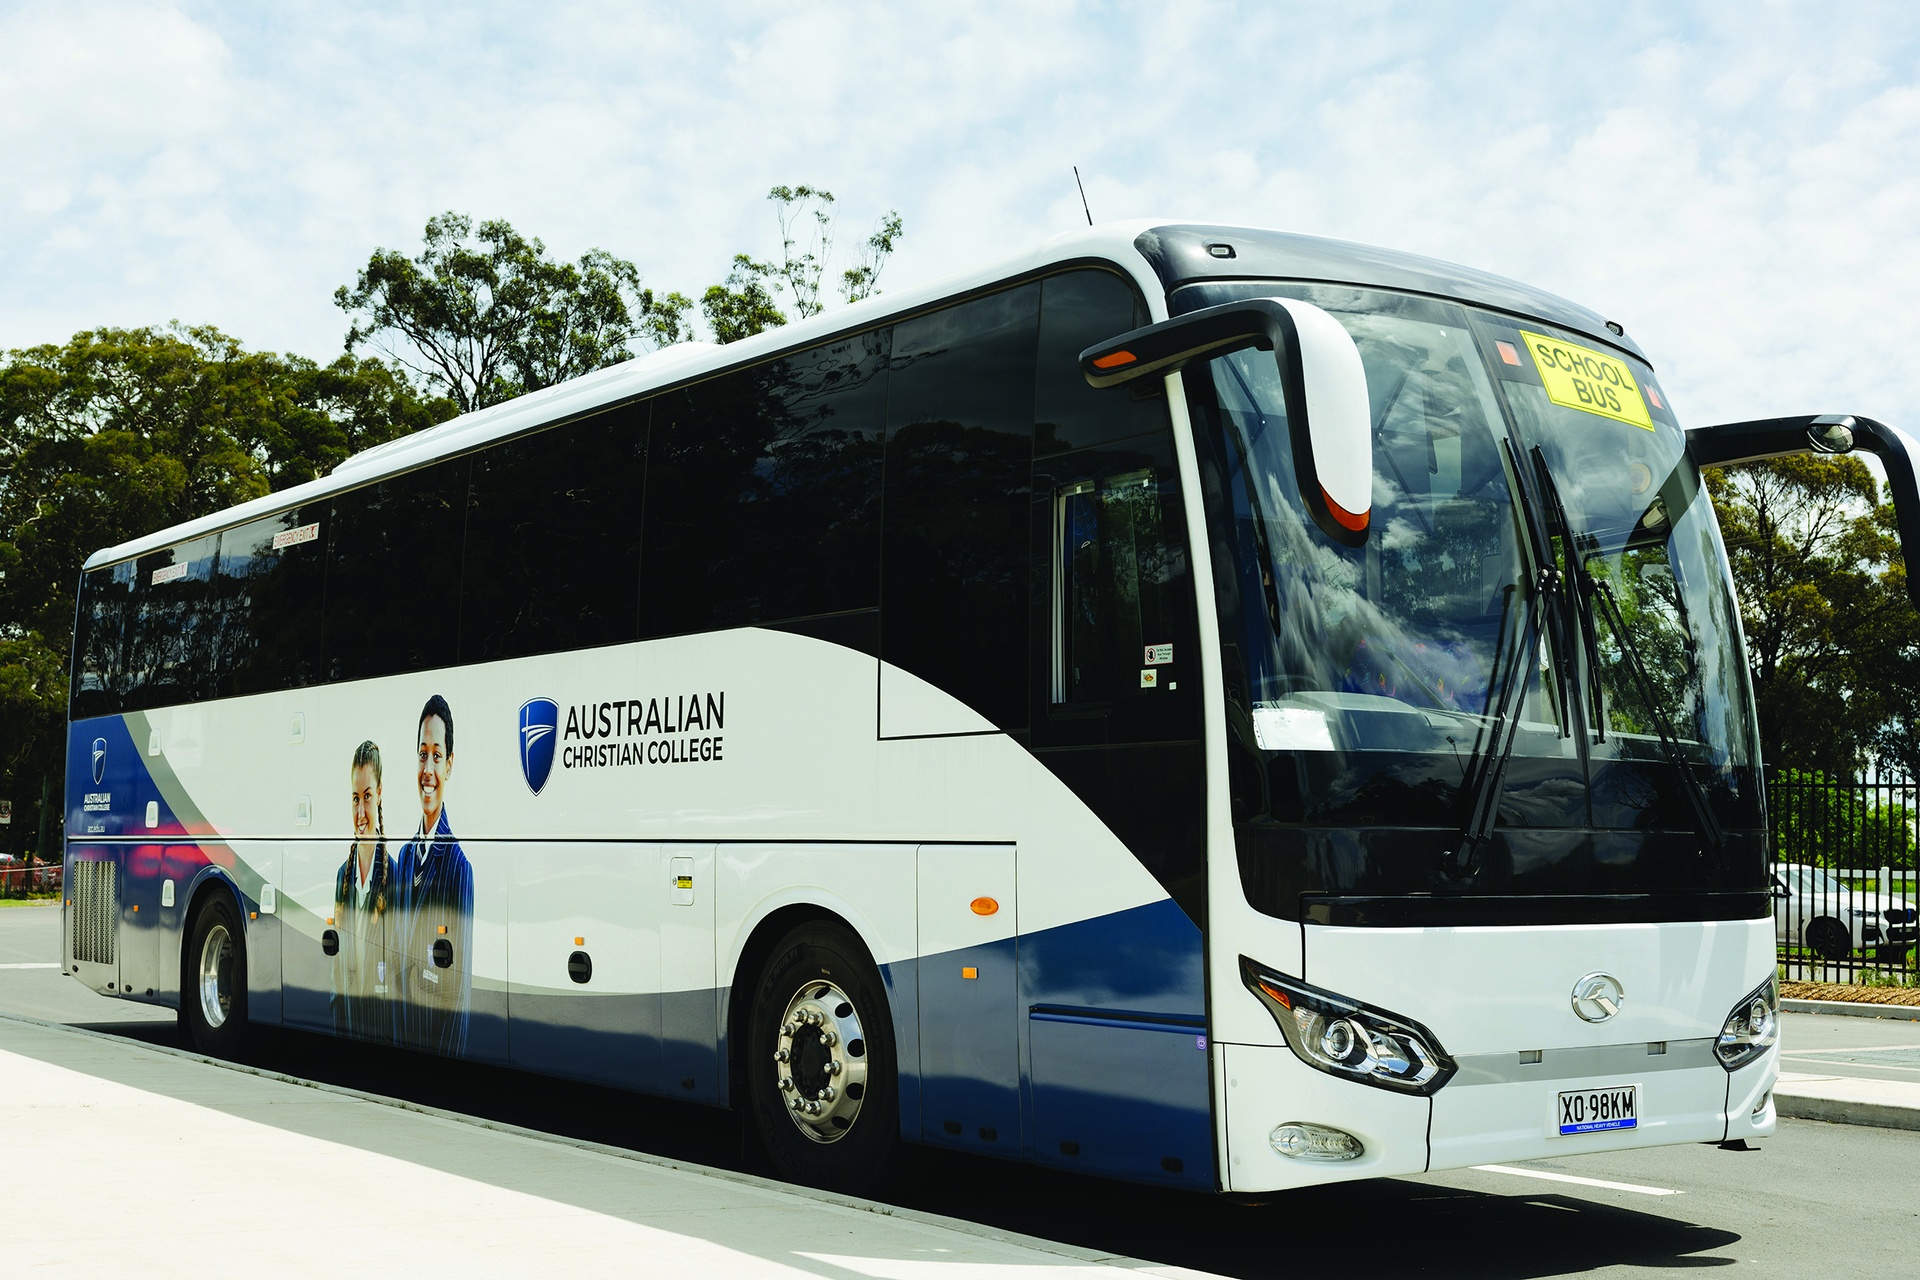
(176, 866, 246, 1002)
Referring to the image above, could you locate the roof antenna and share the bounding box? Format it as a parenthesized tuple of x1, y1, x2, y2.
(1073, 166, 1093, 226)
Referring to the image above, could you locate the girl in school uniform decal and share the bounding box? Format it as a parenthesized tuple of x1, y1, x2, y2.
(331, 740, 394, 1040)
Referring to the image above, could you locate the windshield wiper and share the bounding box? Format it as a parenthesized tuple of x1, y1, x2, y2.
(1443, 438, 1565, 880)
(1529, 449, 1729, 867)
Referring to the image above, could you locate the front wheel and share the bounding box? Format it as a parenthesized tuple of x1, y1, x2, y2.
(180, 895, 249, 1057)
(746, 920, 898, 1194)
(1806, 916, 1852, 963)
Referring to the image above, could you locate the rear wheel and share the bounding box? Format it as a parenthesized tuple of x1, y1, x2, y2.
(746, 920, 898, 1194)
(180, 895, 248, 1057)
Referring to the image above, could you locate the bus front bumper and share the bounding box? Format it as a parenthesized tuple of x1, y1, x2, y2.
(1220, 1041, 1777, 1192)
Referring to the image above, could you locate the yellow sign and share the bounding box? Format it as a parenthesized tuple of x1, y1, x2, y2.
(1520, 331, 1654, 431)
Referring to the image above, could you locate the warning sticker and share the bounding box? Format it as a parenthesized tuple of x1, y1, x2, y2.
(1520, 331, 1654, 431)
(1144, 643, 1173, 665)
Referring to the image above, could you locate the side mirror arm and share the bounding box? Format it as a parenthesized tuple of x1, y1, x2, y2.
(1080, 298, 1374, 546)
(1689, 413, 1920, 611)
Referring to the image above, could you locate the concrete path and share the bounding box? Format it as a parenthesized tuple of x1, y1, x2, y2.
(0, 1013, 1210, 1280)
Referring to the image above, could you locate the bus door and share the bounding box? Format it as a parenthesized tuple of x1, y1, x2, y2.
(916, 843, 1020, 1152)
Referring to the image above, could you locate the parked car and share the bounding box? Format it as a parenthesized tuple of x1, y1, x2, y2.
(1774, 862, 1920, 960)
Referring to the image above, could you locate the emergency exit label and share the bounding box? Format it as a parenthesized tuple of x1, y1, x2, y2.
(1520, 331, 1654, 431)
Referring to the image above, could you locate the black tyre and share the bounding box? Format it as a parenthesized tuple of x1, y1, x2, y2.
(181, 894, 249, 1057)
(746, 920, 898, 1194)
(1806, 916, 1852, 963)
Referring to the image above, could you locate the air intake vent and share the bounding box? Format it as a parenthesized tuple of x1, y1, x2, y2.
(71, 860, 118, 966)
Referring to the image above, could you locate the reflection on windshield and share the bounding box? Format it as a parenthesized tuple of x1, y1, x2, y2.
(1187, 281, 1762, 850)
(1205, 301, 1554, 765)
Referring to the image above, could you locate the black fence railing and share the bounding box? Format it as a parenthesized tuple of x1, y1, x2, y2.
(1767, 767, 1920, 986)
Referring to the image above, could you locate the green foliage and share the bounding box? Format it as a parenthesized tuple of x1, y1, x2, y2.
(1769, 768, 1918, 870)
(700, 187, 904, 344)
(701, 255, 789, 345)
(335, 212, 693, 412)
(0, 324, 452, 857)
(1707, 456, 1919, 773)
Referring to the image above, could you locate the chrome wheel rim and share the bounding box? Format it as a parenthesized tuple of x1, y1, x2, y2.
(773, 978, 869, 1143)
(198, 922, 233, 1030)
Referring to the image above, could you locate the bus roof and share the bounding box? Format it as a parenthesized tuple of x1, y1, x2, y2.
(84, 220, 1633, 570)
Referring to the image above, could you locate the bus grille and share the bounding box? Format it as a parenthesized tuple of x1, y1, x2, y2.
(71, 860, 117, 966)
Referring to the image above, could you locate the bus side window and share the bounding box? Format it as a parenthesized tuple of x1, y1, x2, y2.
(882, 283, 1041, 735)
(322, 459, 469, 683)
(217, 506, 328, 697)
(126, 535, 221, 712)
(1034, 269, 1155, 457)
(71, 560, 140, 720)
(642, 332, 887, 636)
(462, 405, 647, 663)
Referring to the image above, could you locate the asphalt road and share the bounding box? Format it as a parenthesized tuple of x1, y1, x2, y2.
(5, 900, 1918, 1278)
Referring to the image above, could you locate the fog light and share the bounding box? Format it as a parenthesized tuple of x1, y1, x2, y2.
(1270, 1122, 1363, 1161)
(1753, 1090, 1770, 1119)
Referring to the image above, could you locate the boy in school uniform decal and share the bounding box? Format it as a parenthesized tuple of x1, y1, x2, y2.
(393, 694, 473, 1056)
(331, 740, 394, 1040)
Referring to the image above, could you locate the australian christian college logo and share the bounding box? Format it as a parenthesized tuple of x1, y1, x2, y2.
(518, 691, 726, 796)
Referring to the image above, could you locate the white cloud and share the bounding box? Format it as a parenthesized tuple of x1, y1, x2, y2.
(3, 0, 1920, 436)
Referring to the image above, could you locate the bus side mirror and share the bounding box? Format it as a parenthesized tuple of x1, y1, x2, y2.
(1081, 297, 1373, 547)
(1689, 413, 1920, 612)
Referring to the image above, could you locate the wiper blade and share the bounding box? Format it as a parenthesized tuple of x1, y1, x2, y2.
(1443, 576, 1534, 879)
(1582, 569, 1729, 862)
(1444, 439, 1560, 881)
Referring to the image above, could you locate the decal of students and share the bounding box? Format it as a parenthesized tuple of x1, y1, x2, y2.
(330, 740, 393, 1040)
(392, 694, 473, 1056)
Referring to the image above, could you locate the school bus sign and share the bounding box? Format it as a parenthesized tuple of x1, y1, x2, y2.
(1521, 330, 1655, 431)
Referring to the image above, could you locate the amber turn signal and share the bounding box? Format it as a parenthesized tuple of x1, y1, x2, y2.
(970, 897, 999, 916)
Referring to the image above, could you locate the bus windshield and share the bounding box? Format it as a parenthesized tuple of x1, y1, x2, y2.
(1182, 282, 1763, 908)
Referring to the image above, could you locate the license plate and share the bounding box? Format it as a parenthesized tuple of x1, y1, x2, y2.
(1554, 1084, 1639, 1136)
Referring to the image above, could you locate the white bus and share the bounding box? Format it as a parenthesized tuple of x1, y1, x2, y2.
(62, 222, 1920, 1194)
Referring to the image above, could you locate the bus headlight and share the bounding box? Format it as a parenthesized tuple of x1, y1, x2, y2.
(1239, 957, 1457, 1095)
(1715, 976, 1778, 1071)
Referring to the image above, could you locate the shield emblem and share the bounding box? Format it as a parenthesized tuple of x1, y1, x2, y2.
(91, 738, 107, 786)
(518, 699, 559, 795)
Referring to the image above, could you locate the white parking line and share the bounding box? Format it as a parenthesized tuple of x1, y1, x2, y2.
(1784, 1046, 1920, 1056)
(1470, 1164, 1681, 1196)
(0, 963, 60, 970)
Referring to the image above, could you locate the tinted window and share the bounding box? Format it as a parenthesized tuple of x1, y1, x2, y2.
(1034, 269, 1156, 457)
(71, 561, 139, 719)
(463, 406, 648, 662)
(883, 284, 1040, 732)
(323, 460, 469, 683)
(218, 506, 328, 696)
(123, 536, 222, 711)
(643, 333, 888, 634)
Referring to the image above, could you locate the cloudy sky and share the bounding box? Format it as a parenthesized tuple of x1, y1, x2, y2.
(4, 1, 1919, 431)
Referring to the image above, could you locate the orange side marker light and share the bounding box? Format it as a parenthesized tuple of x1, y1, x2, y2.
(1091, 349, 1137, 370)
(970, 897, 999, 916)
(962, 967, 978, 980)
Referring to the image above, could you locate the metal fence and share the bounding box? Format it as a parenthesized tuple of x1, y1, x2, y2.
(0, 860, 60, 897)
(1768, 768, 1920, 985)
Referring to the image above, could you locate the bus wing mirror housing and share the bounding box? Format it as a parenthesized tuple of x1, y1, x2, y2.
(1689, 413, 1920, 611)
(1081, 298, 1373, 546)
